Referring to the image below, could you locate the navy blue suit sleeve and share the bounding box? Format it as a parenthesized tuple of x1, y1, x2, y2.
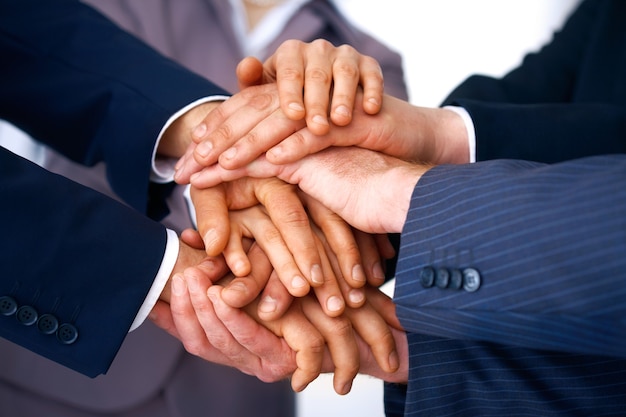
(0, 147, 168, 376)
(394, 155, 626, 358)
(441, 0, 626, 163)
(0, 0, 229, 212)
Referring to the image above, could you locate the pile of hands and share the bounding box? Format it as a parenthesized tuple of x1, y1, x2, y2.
(151, 40, 468, 394)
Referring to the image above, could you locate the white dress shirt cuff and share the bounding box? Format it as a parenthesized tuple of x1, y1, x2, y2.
(129, 228, 179, 331)
(183, 184, 198, 228)
(151, 95, 229, 183)
(443, 105, 476, 163)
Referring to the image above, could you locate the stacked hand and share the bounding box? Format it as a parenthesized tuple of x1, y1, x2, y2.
(150, 39, 464, 393)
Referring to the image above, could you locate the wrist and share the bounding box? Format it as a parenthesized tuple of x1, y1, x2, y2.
(159, 101, 222, 158)
(435, 107, 471, 164)
(386, 163, 429, 233)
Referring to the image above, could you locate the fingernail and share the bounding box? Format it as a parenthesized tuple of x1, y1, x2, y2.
(352, 264, 366, 283)
(291, 275, 307, 289)
(288, 102, 304, 112)
(389, 350, 400, 372)
(348, 289, 364, 305)
(193, 123, 207, 139)
(186, 276, 200, 293)
(222, 147, 237, 161)
(225, 281, 247, 294)
(173, 168, 183, 183)
(335, 105, 350, 117)
(310, 264, 324, 285)
(259, 295, 278, 313)
(203, 229, 218, 249)
(196, 140, 213, 157)
(232, 260, 247, 276)
(367, 97, 380, 107)
(171, 274, 186, 296)
(148, 311, 158, 322)
(341, 380, 353, 395)
(268, 145, 283, 160)
(206, 287, 218, 303)
(326, 295, 344, 312)
(373, 262, 385, 282)
(312, 114, 329, 126)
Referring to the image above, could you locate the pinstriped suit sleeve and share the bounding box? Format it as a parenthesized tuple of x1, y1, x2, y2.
(393, 155, 626, 358)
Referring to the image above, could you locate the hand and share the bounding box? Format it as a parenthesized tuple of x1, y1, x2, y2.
(173, 40, 389, 183)
(237, 39, 385, 132)
(158, 100, 222, 158)
(179, 94, 468, 186)
(162, 256, 407, 394)
(211, 285, 408, 394)
(151, 243, 298, 382)
(158, 231, 228, 304)
(190, 146, 431, 234)
(189, 177, 376, 316)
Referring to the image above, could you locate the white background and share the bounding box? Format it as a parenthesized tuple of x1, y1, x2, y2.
(295, 1, 580, 416)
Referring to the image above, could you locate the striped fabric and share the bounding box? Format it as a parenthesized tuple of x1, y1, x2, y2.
(390, 157, 626, 415)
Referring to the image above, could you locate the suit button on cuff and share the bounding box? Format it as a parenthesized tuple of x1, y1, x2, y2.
(16, 305, 38, 326)
(420, 267, 436, 288)
(0, 296, 18, 316)
(57, 323, 79, 345)
(462, 268, 481, 292)
(449, 269, 463, 290)
(435, 268, 450, 289)
(37, 314, 59, 335)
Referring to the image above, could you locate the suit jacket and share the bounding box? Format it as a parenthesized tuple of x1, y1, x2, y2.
(80, 0, 409, 99)
(0, 0, 228, 384)
(386, 1, 626, 415)
(0, 0, 408, 414)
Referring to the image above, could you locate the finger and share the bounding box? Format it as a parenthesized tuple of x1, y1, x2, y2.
(308, 210, 366, 310)
(168, 272, 230, 365)
(301, 39, 334, 135)
(222, 219, 251, 277)
(304, 194, 367, 291)
(271, 39, 307, 121)
(300, 296, 359, 395)
(256, 269, 294, 321)
(328, 44, 361, 127)
(359, 54, 385, 115)
(271, 303, 326, 392)
(365, 285, 403, 331)
(346, 292, 399, 372)
(174, 141, 206, 184)
(184, 270, 261, 374)
(149, 300, 179, 339)
(309, 236, 346, 317)
(355, 230, 387, 287)
(265, 127, 333, 165)
(221, 242, 272, 308)
(190, 185, 230, 256)
(231, 207, 312, 298)
(217, 109, 305, 170)
(236, 56, 265, 90)
(192, 84, 281, 168)
(180, 228, 205, 249)
(252, 179, 324, 288)
(319, 235, 367, 310)
(209, 285, 297, 382)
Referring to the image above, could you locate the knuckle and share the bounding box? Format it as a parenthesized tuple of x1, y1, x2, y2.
(182, 340, 205, 357)
(334, 62, 359, 81)
(306, 67, 331, 85)
(330, 316, 353, 337)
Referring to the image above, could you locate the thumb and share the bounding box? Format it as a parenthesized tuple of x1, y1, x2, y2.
(236, 56, 265, 90)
